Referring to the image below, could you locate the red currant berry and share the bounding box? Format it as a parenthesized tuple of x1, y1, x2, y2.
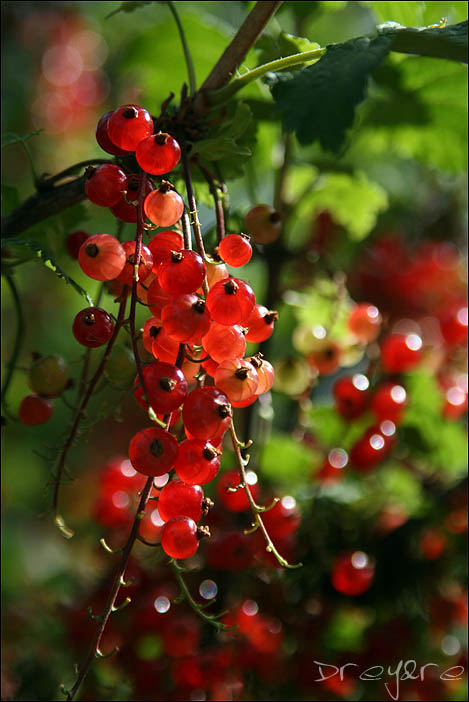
(349, 425, 395, 472)
(136, 132, 181, 175)
(29, 355, 70, 397)
(66, 230, 90, 259)
(440, 305, 468, 347)
(151, 326, 180, 364)
(206, 278, 256, 326)
(141, 361, 187, 413)
(147, 276, 171, 318)
(182, 386, 232, 441)
(107, 104, 153, 151)
(201, 357, 219, 378)
(245, 204, 282, 244)
(144, 184, 185, 227)
(348, 303, 382, 343)
(262, 496, 300, 539)
(72, 307, 114, 347)
(371, 382, 407, 423)
(333, 374, 370, 419)
(205, 261, 230, 288)
(158, 250, 206, 296)
(217, 469, 259, 512)
(441, 375, 468, 420)
(202, 322, 246, 364)
(331, 551, 375, 596)
(175, 439, 221, 485)
(158, 480, 204, 523)
(161, 516, 200, 559)
(147, 230, 184, 271)
(245, 305, 278, 343)
(380, 333, 422, 373)
(249, 356, 274, 395)
(85, 164, 128, 207)
(95, 111, 131, 156)
(230, 394, 258, 408)
(110, 174, 154, 223)
(162, 294, 211, 344)
(128, 426, 178, 476)
(142, 317, 163, 353)
(307, 341, 342, 376)
(318, 448, 349, 483)
(218, 234, 252, 267)
(78, 234, 126, 281)
(18, 394, 53, 425)
(116, 241, 153, 286)
(214, 358, 259, 402)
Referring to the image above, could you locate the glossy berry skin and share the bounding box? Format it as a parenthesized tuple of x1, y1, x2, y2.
(218, 234, 252, 267)
(147, 276, 171, 319)
(136, 132, 181, 175)
(79, 234, 126, 281)
(175, 439, 221, 485)
(29, 355, 70, 397)
(18, 394, 53, 425)
(142, 317, 164, 353)
(349, 425, 395, 472)
(158, 480, 204, 523)
(252, 357, 275, 395)
(440, 305, 468, 347)
(158, 250, 206, 296)
(202, 322, 246, 364)
(151, 327, 179, 364)
(161, 294, 211, 344)
(107, 104, 153, 151)
(142, 361, 188, 413)
(66, 230, 90, 259)
(206, 277, 256, 326)
(144, 187, 185, 227)
(116, 241, 153, 286)
(95, 111, 130, 156)
(245, 204, 282, 244)
(182, 386, 232, 440)
(245, 305, 278, 343)
(333, 374, 370, 420)
(128, 426, 178, 476)
(331, 551, 375, 596)
(371, 382, 407, 423)
(380, 333, 422, 373)
(85, 164, 128, 207)
(214, 358, 259, 403)
(72, 307, 114, 347)
(161, 516, 199, 559)
(348, 303, 382, 343)
(147, 230, 184, 271)
(110, 175, 154, 223)
(217, 470, 258, 512)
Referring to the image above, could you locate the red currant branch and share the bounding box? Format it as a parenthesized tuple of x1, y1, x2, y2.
(198, 162, 226, 243)
(36, 159, 112, 190)
(51, 289, 130, 537)
(169, 559, 232, 630)
(1, 274, 25, 420)
(180, 143, 210, 294)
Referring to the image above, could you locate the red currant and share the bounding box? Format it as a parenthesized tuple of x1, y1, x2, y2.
(333, 374, 370, 419)
(128, 426, 178, 476)
(217, 469, 258, 512)
(331, 551, 375, 595)
(147, 230, 184, 271)
(72, 307, 114, 347)
(151, 326, 180, 364)
(245, 204, 282, 244)
(95, 111, 131, 156)
(18, 394, 53, 425)
(245, 305, 278, 343)
(29, 355, 70, 397)
(85, 164, 128, 207)
(182, 386, 232, 440)
(440, 305, 468, 347)
(136, 132, 181, 175)
(202, 322, 246, 364)
(349, 425, 395, 472)
(107, 104, 153, 151)
(250, 356, 275, 395)
(161, 516, 199, 559)
(348, 303, 382, 343)
(110, 174, 153, 223)
(318, 448, 349, 483)
(66, 230, 90, 259)
(158, 250, 205, 296)
(307, 341, 342, 376)
(174, 439, 221, 485)
(206, 278, 255, 326)
(214, 358, 259, 402)
(78, 234, 126, 281)
(218, 234, 252, 267)
(380, 333, 422, 373)
(147, 276, 171, 318)
(141, 361, 187, 413)
(157, 480, 204, 523)
(261, 496, 300, 539)
(161, 294, 211, 344)
(371, 382, 407, 423)
(144, 184, 185, 227)
(116, 241, 153, 286)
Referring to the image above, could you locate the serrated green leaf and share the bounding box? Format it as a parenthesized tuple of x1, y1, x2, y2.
(1, 129, 43, 149)
(12, 238, 93, 306)
(261, 432, 315, 483)
(268, 34, 393, 152)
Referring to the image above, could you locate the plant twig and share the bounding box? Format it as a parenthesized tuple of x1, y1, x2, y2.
(166, 1, 197, 96)
(198, 163, 226, 243)
(180, 144, 209, 295)
(1, 274, 25, 415)
(170, 560, 230, 630)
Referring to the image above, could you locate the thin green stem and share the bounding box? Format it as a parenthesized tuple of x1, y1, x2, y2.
(170, 560, 229, 630)
(208, 47, 325, 106)
(166, 1, 197, 96)
(1, 274, 25, 415)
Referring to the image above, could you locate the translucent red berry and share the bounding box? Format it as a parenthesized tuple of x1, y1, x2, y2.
(95, 111, 131, 156)
(349, 424, 395, 472)
(18, 394, 53, 425)
(245, 305, 278, 343)
(380, 333, 422, 373)
(116, 241, 153, 286)
(139, 361, 187, 413)
(147, 230, 184, 272)
(158, 480, 204, 523)
(29, 355, 70, 397)
(217, 469, 259, 512)
(147, 276, 171, 318)
(218, 234, 252, 267)
(161, 294, 211, 344)
(333, 374, 370, 419)
(371, 382, 407, 424)
(331, 551, 375, 596)
(202, 322, 246, 364)
(161, 516, 199, 559)
(214, 358, 259, 402)
(348, 303, 382, 343)
(144, 185, 185, 227)
(151, 326, 180, 364)
(72, 307, 114, 347)
(174, 439, 221, 485)
(182, 386, 232, 440)
(158, 250, 206, 296)
(110, 174, 154, 223)
(85, 164, 128, 207)
(206, 277, 255, 326)
(249, 356, 274, 395)
(440, 305, 468, 347)
(66, 230, 90, 259)
(136, 132, 181, 175)
(128, 426, 178, 476)
(107, 104, 153, 151)
(78, 234, 126, 281)
(245, 204, 282, 244)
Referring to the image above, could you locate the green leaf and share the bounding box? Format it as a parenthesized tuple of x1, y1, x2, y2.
(256, 31, 320, 65)
(268, 34, 393, 152)
(1, 129, 43, 149)
(12, 238, 93, 306)
(261, 432, 315, 483)
(381, 20, 468, 63)
(308, 406, 347, 447)
(192, 137, 252, 160)
(366, 1, 468, 28)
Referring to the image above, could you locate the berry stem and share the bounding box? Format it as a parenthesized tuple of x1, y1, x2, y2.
(169, 559, 231, 630)
(1, 274, 25, 418)
(180, 144, 209, 296)
(228, 420, 302, 569)
(198, 163, 226, 243)
(166, 1, 197, 97)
